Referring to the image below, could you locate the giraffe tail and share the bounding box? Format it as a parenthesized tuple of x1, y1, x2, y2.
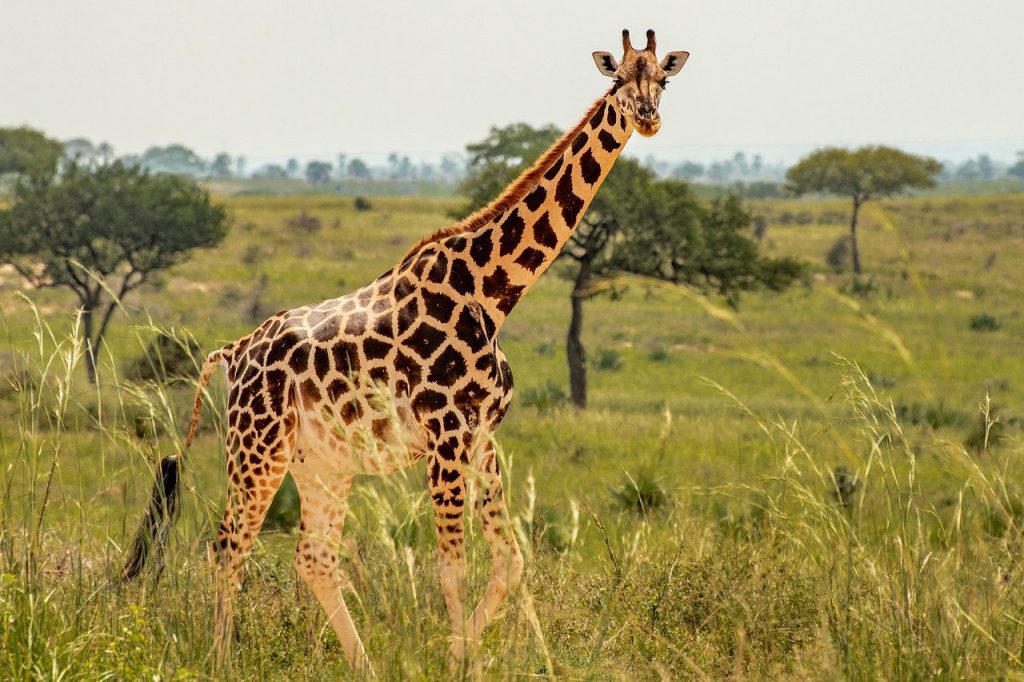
(121, 348, 226, 583)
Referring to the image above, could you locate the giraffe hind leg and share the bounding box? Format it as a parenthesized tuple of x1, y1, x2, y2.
(212, 388, 297, 668)
(290, 465, 373, 675)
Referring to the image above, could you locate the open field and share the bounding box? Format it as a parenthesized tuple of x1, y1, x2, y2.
(2, 191, 1023, 679)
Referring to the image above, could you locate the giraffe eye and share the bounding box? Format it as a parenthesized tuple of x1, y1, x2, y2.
(659, 79, 669, 88)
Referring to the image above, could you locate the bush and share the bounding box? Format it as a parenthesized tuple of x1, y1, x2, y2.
(525, 506, 573, 554)
(520, 381, 566, 413)
(830, 466, 860, 508)
(264, 474, 300, 531)
(354, 196, 373, 211)
(124, 332, 201, 384)
(648, 346, 671, 363)
(610, 469, 667, 515)
(285, 210, 321, 234)
(534, 339, 557, 356)
(969, 313, 1000, 331)
(818, 210, 848, 224)
(245, 272, 276, 324)
(982, 493, 1023, 538)
(592, 348, 623, 372)
(893, 400, 968, 430)
(241, 243, 263, 266)
(840, 275, 878, 298)
(964, 403, 1007, 453)
(825, 235, 851, 272)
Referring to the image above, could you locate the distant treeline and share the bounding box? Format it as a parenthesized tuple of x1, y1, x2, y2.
(58, 137, 1024, 191)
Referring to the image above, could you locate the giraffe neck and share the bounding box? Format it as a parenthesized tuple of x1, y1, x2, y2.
(442, 88, 633, 327)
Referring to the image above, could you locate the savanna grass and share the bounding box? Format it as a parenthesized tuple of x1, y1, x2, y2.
(1, 193, 1022, 679)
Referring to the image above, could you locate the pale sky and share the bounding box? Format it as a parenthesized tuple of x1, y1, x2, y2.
(2, 0, 1023, 165)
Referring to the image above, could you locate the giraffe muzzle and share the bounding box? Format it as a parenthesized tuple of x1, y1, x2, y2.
(635, 112, 661, 137)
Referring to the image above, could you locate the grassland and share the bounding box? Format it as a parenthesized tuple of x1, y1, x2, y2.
(1, 190, 1023, 679)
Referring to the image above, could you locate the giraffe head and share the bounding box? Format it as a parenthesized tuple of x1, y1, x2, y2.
(592, 29, 689, 137)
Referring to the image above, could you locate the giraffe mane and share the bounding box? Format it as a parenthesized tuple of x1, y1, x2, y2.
(402, 87, 615, 261)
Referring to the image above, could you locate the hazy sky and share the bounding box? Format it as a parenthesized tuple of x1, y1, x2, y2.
(3, 1, 1023, 164)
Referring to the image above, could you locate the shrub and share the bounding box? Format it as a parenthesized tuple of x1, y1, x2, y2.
(982, 493, 1023, 538)
(520, 381, 566, 413)
(241, 243, 263, 266)
(866, 371, 897, 388)
(830, 466, 860, 508)
(825, 235, 851, 272)
(840, 275, 878, 298)
(712, 499, 767, 541)
(591, 348, 623, 372)
(893, 400, 968, 430)
(354, 196, 373, 211)
(969, 313, 1000, 331)
(819, 209, 847, 224)
(264, 474, 300, 531)
(534, 339, 557, 356)
(526, 506, 573, 554)
(610, 469, 667, 515)
(124, 332, 201, 384)
(285, 210, 322, 234)
(964, 403, 1007, 453)
(648, 346, 671, 363)
(245, 273, 275, 324)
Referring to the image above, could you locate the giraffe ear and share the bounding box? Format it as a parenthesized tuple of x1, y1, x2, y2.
(592, 51, 618, 77)
(660, 51, 689, 76)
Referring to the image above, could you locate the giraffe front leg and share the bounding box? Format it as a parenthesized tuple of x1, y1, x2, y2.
(465, 444, 523, 646)
(427, 450, 471, 668)
(290, 467, 374, 677)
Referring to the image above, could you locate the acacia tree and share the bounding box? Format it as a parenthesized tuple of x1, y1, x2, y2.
(305, 160, 333, 185)
(0, 160, 229, 383)
(0, 126, 63, 177)
(786, 146, 942, 274)
(1008, 152, 1024, 179)
(453, 122, 561, 218)
(460, 123, 803, 408)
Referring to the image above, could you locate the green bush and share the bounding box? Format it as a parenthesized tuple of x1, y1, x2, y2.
(648, 346, 671, 363)
(124, 331, 201, 384)
(893, 399, 968, 430)
(825, 235, 851, 272)
(610, 469, 667, 515)
(520, 381, 567, 413)
(591, 348, 623, 372)
(830, 466, 860, 508)
(264, 474, 300, 531)
(969, 313, 1000, 331)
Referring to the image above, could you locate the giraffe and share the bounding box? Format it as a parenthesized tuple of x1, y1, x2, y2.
(122, 28, 688, 674)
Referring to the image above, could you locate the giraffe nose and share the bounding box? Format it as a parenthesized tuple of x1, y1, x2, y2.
(637, 102, 657, 121)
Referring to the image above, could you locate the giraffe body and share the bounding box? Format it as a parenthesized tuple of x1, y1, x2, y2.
(123, 29, 688, 674)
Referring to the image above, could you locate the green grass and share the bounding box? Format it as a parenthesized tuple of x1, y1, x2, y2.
(1, 192, 1023, 679)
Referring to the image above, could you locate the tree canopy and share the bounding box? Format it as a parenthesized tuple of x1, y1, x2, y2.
(137, 144, 208, 176)
(0, 160, 229, 382)
(1008, 152, 1024, 180)
(0, 126, 63, 177)
(786, 146, 941, 273)
(786, 146, 942, 201)
(305, 160, 333, 185)
(454, 123, 561, 217)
